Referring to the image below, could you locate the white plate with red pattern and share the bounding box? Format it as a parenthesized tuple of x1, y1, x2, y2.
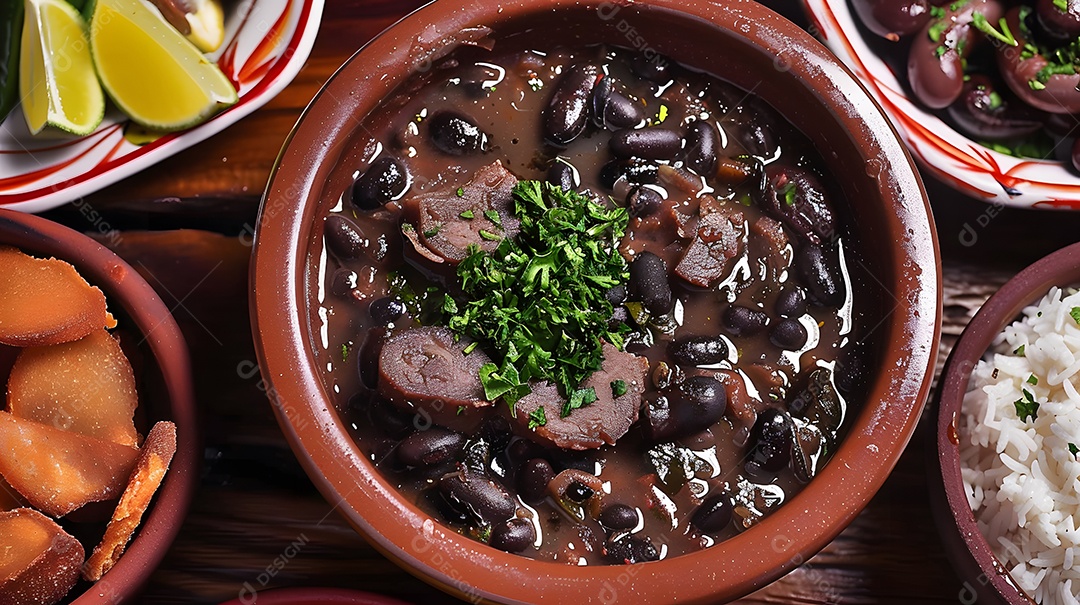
(802, 0, 1080, 209)
(0, 0, 323, 213)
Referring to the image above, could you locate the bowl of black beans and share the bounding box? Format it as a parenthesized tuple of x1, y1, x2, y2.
(251, 0, 943, 602)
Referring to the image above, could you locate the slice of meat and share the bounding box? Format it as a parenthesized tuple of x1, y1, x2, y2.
(512, 343, 648, 450)
(0, 247, 116, 347)
(7, 329, 140, 448)
(675, 197, 746, 288)
(407, 161, 521, 263)
(378, 327, 494, 430)
(0, 508, 84, 605)
(0, 412, 140, 518)
(83, 421, 177, 581)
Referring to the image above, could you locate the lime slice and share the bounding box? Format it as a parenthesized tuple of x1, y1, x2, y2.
(19, 0, 105, 136)
(89, 0, 237, 132)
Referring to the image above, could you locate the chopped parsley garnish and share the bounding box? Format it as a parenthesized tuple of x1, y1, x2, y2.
(930, 6, 946, 18)
(1014, 388, 1040, 423)
(928, 19, 950, 44)
(611, 379, 628, 398)
(950, 0, 969, 10)
(1015, 344, 1026, 356)
(1071, 306, 1080, 324)
(1070, 443, 1079, 456)
(972, 12, 1018, 47)
(459, 209, 474, 219)
(456, 187, 465, 197)
(446, 180, 630, 409)
(341, 343, 350, 362)
(527, 406, 548, 429)
(563, 387, 598, 418)
(1027, 374, 1039, 385)
(657, 104, 669, 123)
(1056, 0, 1069, 11)
(483, 209, 503, 227)
(478, 229, 501, 241)
(423, 223, 442, 238)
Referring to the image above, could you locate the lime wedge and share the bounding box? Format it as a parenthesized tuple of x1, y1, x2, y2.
(19, 0, 105, 136)
(89, 0, 237, 132)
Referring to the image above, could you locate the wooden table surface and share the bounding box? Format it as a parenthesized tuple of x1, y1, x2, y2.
(34, 0, 1080, 603)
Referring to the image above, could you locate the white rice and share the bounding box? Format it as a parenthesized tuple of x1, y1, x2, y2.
(961, 287, 1080, 605)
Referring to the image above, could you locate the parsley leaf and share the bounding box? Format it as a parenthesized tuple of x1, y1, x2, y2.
(483, 209, 503, 227)
(611, 379, 628, 397)
(456, 187, 465, 197)
(1070, 443, 1079, 456)
(1071, 306, 1080, 325)
(563, 387, 598, 417)
(1014, 389, 1040, 423)
(527, 406, 548, 429)
(1027, 374, 1039, 385)
(1015, 344, 1026, 356)
(341, 343, 350, 362)
(459, 209, 474, 219)
(779, 181, 798, 206)
(446, 181, 631, 409)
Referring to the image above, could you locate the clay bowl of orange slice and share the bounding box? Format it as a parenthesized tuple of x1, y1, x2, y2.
(0, 209, 197, 604)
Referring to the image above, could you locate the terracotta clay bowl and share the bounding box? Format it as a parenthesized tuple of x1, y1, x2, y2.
(931, 242, 1080, 605)
(250, 0, 942, 602)
(0, 209, 198, 604)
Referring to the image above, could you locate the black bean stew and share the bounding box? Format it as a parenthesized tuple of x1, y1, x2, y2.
(313, 44, 875, 565)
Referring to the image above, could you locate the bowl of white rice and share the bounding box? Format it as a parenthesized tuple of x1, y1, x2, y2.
(935, 242, 1080, 605)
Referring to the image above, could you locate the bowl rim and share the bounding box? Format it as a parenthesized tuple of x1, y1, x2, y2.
(802, 0, 1080, 210)
(251, 0, 942, 602)
(0, 209, 199, 604)
(934, 242, 1080, 605)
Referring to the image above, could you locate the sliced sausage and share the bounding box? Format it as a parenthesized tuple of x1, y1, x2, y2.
(675, 197, 746, 288)
(510, 343, 648, 450)
(378, 327, 493, 430)
(405, 161, 521, 264)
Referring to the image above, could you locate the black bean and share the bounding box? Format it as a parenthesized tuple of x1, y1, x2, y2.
(425, 488, 473, 525)
(770, 318, 807, 350)
(429, 111, 488, 155)
(489, 518, 536, 553)
(627, 186, 663, 218)
(628, 252, 673, 315)
(440, 468, 517, 524)
(645, 377, 727, 442)
(605, 285, 627, 306)
(517, 458, 555, 504)
(324, 215, 365, 259)
(591, 77, 644, 130)
(544, 63, 600, 146)
(369, 297, 406, 325)
(547, 161, 578, 191)
(1037, 0, 1080, 40)
(796, 244, 845, 306)
(723, 305, 768, 336)
(691, 492, 734, 533)
(351, 157, 410, 210)
(397, 428, 466, 467)
(610, 127, 683, 160)
(604, 535, 660, 564)
(679, 376, 727, 420)
(746, 408, 794, 478)
(600, 159, 659, 189)
(599, 503, 639, 530)
(758, 166, 836, 245)
(775, 287, 808, 317)
(367, 397, 414, 439)
(631, 53, 672, 83)
(330, 268, 358, 297)
(683, 121, 719, 176)
(566, 481, 594, 503)
(733, 115, 777, 157)
(669, 336, 728, 366)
